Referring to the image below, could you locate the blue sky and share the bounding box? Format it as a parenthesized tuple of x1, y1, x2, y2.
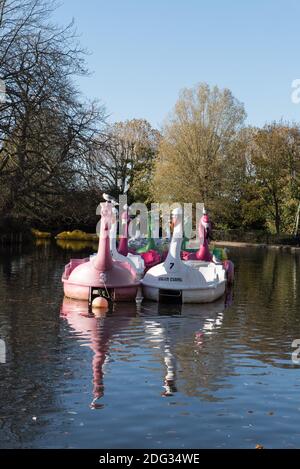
(54, 0, 300, 129)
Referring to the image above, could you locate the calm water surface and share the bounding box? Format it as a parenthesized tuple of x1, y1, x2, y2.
(1, 242, 300, 449)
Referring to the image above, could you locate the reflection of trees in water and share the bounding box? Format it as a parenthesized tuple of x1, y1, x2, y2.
(141, 244, 300, 398)
(1, 244, 300, 446)
(0, 244, 95, 448)
(224, 248, 300, 367)
(0, 243, 95, 290)
(56, 240, 98, 251)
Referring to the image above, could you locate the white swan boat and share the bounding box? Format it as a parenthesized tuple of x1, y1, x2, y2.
(141, 208, 226, 303)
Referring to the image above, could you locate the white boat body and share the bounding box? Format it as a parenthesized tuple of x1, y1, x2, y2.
(141, 212, 226, 304)
(142, 261, 226, 303)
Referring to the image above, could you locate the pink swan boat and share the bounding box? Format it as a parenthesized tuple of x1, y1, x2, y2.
(62, 201, 139, 303)
(118, 208, 162, 270)
(182, 208, 234, 284)
(182, 208, 212, 262)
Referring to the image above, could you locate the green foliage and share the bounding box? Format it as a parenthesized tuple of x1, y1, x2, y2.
(1, 9, 300, 247)
(152, 86, 300, 235)
(246, 123, 300, 234)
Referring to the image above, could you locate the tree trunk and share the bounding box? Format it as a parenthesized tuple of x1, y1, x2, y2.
(294, 201, 300, 236)
(273, 193, 281, 235)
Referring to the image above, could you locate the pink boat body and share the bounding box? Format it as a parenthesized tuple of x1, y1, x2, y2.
(182, 210, 234, 283)
(140, 249, 162, 269)
(182, 212, 212, 262)
(62, 202, 139, 302)
(118, 209, 130, 257)
(117, 209, 162, 270)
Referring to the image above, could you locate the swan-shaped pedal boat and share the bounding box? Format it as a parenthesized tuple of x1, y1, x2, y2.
(182, 208, 234, 284)
(141, 208, 227, 303)
(62, 201, 140, 303)
(119, 210, 163, 270)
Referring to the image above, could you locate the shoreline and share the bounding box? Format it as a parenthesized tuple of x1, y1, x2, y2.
(213, 240, 300, 252)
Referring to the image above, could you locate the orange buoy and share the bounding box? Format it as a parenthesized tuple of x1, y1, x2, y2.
(92, 296, 109, 309)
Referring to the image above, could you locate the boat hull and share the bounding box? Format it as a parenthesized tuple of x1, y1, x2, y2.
(142, 281, 226, 304)
(63, 282, 138, 302)
(62, 258, 139, 302)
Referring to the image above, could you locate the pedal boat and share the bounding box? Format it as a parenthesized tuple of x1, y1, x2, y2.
(141, 208, 227, 303)
(62, 201, 139, 303)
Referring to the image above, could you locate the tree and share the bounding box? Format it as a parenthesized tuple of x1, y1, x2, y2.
(0, 0, 106, 224)
(89, 119, 160, 202)
(247, 123, 300, 234)
(151, 83, 246, 216)
(222, 127, 267, 230)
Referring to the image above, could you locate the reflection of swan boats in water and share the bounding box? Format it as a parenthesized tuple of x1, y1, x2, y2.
(60, 298, 137, 408)
(142, 287, 233, 397)
(61, 285, 233, 404)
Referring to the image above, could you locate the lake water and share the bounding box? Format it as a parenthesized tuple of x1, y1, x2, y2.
(1, 242, 300, 449)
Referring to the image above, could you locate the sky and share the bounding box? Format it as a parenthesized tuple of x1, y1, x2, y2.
(54, 0, 300, 129)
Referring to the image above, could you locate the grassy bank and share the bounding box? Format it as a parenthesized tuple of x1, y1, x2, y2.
(1, 217, 300, 248)
(213, 240, 300, 253)
(214, 229, 300, 247)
